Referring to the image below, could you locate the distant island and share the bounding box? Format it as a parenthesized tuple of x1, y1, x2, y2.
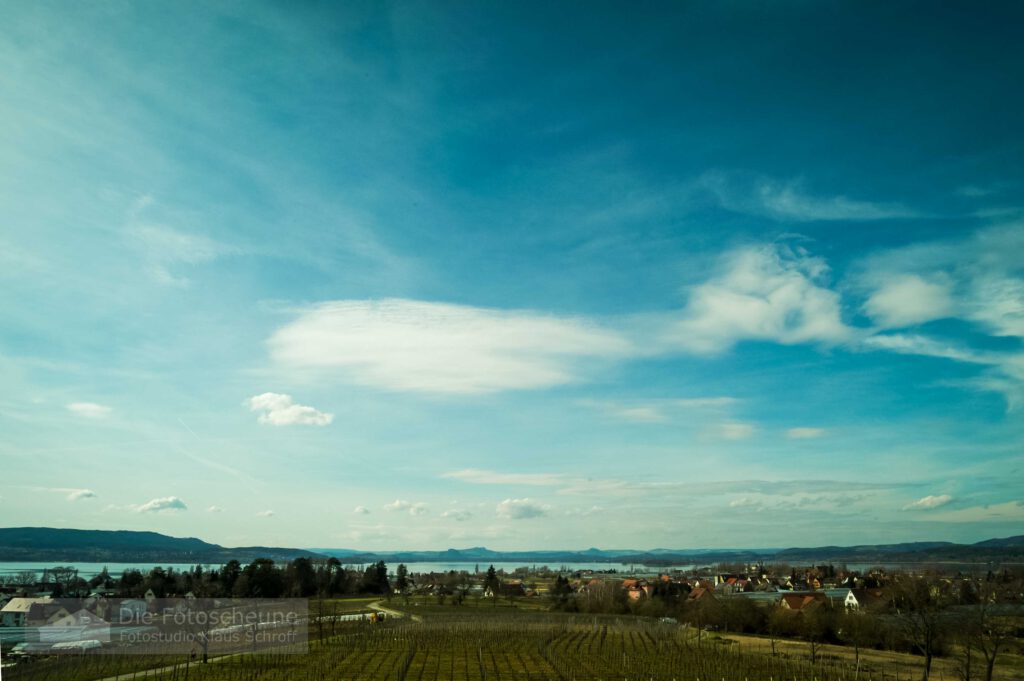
(1, 527, 1022, 565)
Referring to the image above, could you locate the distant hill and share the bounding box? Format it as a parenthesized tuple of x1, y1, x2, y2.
(973, 535, 1024, 548)
(2, 527, 1021, 567)
(0, 527, 324, 563)
(315, 539, 1023, 567)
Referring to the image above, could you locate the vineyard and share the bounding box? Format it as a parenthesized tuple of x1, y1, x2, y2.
(6, 610, 939, 681)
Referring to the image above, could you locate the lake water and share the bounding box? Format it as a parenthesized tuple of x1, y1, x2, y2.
(3, 558, 1007, 582)
(0, 562, 221, 579)
(0, 560, 698, 580)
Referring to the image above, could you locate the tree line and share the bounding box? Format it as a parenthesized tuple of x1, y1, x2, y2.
(6, 557, 393, 599)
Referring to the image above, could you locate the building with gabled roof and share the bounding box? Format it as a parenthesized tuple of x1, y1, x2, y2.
(1, 597, 54, 627)
(780, 592, 827, 612)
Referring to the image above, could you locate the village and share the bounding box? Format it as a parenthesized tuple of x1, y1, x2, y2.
(0, 561, 889, 621)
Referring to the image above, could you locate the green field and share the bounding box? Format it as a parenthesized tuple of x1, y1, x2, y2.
(6, 608, 926, 681)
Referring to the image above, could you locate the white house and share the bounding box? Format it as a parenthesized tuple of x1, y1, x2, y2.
(0, 597, 53, 627)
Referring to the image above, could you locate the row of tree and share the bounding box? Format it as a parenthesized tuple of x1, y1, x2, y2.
(5, 558, 394, 599)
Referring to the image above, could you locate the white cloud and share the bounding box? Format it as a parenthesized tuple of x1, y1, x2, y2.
(853, 225, 1024, 408)
(859, 225, 1024, 337)
(441, 509, 472, 521)
(786, 427, 826, 439)
(66, 402, 112, 418)
(383, 500, 428, 516)
(353, 506, 370, 514)
(674, 244, 851, 353)
(863, 274, 954, 328)
(902, 494, 953, 511)
(267, 299, 633, 394)
(207, 505, 223, 513)
(496, 498, 548, 520)
(245, 392, 333, 426)
(136, 496, 187, 513)
(729, 497, 758, 508)
(699, 173, 918, 222)
(256, 510, 275, 518)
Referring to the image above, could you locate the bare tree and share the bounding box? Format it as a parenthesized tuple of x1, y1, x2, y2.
(799, 605, 833, 664)
(889, 574, 950, 681)
(7, 570, 38, 588)
(840, 610, 879, 677)
(958, 576, 1020, 681)
(767, 607, 796, 657)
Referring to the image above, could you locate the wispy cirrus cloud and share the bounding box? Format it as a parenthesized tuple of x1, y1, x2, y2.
(442, 469, 566, 486)
(708, 421, 757, 440)
(922, 500, 1024, 523)
(35, 487, 97, 501)
(245, 392, 333, 426)
(444, 468, 914, 501)
(861, 334, 986, 364)
(579, 396, 738, 422)
(697, 172, 920, 222)
(861, 332, 1024, 409)
(127, 222, 236, 287)
(267, 299, 633, 395)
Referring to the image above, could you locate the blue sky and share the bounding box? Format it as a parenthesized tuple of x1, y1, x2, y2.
(1, 1, 1022, 551)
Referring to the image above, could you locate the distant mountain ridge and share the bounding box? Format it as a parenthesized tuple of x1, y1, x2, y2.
(310, 535, 1024, 566)
(1, 528, 1021, 565)
(0, 527, 324, 563)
